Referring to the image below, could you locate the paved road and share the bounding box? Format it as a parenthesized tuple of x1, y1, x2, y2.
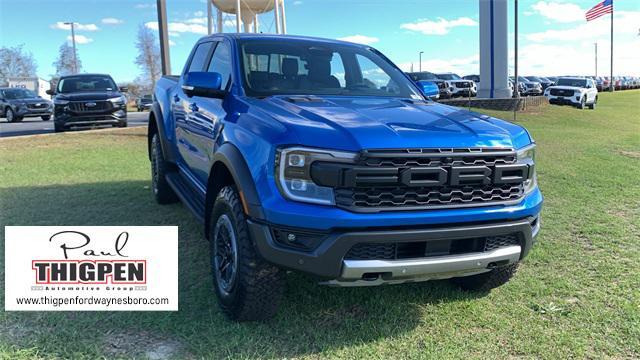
(0, 112, 149, 138)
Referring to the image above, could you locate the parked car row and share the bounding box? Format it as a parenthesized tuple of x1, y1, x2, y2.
(590, 76, 640, 91)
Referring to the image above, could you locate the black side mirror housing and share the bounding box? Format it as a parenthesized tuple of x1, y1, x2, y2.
(46, 89, 55, 96)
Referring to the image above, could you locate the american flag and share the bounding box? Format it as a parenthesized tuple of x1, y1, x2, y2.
(586, 0, 613, 21)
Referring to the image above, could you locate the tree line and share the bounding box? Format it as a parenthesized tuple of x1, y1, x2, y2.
(1, 23, 162, 99)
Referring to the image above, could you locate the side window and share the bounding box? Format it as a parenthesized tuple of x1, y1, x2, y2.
(207, 42, 233, 89)
(187, 42, 213, 73)
(330, 54, 346, 87)
(355, 54, 393, 92)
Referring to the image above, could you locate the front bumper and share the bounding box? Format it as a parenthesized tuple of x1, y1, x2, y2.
(249, 215, 541, 285)
(547, 95, 580, 106)
(16, 106, 53, 118)
(54, 110, 127, 128)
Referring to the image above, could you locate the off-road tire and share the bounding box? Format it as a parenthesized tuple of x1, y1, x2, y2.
(210, 186, 285, 321)
(150, 133, 178, 204)
(452, 263, 519, 292)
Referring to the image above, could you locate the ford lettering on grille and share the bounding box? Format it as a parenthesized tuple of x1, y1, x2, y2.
(310, 148, 528, 212)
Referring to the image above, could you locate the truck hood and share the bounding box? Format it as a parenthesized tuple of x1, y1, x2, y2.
(547, 85, 584, 91)
(250, 96, 531, 150)
(6, 97, 51, 105)
(54, 91, 123, 101)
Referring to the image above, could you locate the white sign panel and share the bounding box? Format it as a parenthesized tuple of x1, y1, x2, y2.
(5, 226, 178, 311)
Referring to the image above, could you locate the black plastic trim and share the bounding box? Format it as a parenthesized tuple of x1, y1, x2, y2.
(248, 218, 536, 279)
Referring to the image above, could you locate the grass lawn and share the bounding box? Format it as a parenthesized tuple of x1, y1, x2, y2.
(1, 90, 639, 359)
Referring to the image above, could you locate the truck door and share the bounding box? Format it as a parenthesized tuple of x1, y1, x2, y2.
(180, 40, 233, 185)
(175, 41, 214, 185)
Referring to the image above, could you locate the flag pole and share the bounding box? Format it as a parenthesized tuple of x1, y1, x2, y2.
(610, 2, 614, 92)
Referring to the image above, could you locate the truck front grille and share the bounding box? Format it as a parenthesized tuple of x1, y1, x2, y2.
(344, 233, 520, 260)
(549, 89, 574, 96)
(323, 148, 526, 212)
(455, 82, 471, 88)
(69, 101, 110, 112)
(336, 184, 523, 209)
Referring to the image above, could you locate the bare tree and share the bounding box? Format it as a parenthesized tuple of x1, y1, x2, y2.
(0, 45, 38, 86)
(135, 24, 161, 89)
(53, 42, 82, 77)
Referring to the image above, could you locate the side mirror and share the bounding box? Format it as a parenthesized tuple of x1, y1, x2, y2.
(182, 71, 224, 98)
(46, 89, 55, 96)
(416, 80, 439, 99)
(119, 86, 129, 93)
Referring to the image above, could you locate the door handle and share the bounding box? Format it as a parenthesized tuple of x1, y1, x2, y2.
(173, 95, 180, 103)
(189, 103, 199, 112)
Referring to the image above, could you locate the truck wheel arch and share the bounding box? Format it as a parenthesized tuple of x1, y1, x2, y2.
(147, 103, 177, 163)
(205, 144, 265, 239)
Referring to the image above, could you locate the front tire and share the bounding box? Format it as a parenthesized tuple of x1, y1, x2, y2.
(210, 186, 285, 321)
(117, 120, 127, 128)
(150, 133, 178, 204)
(41, 115, 51, 121)
(577, 96, 586, 109)
(5, 108, 21, 122)
(452, 263, 519, 292)
(588, 97, 597, 110)
(54, 123, 65, 132)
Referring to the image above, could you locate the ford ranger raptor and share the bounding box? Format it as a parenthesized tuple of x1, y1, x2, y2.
(148, 34, 543, 321)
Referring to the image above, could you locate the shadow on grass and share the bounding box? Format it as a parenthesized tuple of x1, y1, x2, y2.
(0, 181, 487, 358)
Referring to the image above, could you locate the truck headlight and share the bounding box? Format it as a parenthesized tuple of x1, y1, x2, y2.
(517, 143, 537, 194)
(53, 98, 69, 105)
(276, 147, 356, 205)
(108, 96, 126, 105)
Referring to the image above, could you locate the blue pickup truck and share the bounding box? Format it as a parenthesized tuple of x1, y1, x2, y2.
(149, 34, 542, 321)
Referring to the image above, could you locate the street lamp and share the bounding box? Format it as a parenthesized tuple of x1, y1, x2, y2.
(64, 21, 78, 74)
(419, 51, 424, 72)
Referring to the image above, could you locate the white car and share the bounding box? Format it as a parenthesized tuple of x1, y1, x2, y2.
(544, 77, 598, 109)
(435, 73, 476, 97)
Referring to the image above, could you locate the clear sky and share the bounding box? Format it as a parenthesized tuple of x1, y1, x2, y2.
(1, 0, 638, 83)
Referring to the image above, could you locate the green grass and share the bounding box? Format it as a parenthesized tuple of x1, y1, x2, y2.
(1, 91, 639, 359)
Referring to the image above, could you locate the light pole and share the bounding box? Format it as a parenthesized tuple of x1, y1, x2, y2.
(419, 51, 424, 72)
(64, 22, 78, 74)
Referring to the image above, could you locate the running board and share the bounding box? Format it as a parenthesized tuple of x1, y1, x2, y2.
(165, 172, 206, 223)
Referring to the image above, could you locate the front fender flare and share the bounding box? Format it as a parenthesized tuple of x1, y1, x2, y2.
(205, 143, 265, 237)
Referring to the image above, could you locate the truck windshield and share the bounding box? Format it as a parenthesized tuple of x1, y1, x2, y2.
(57, 76, 117, 93)
(407, 72, 437, 81)
(436, 74, 461, 80)
(238, 40, 421, 98)
(3, 88, 37, 99)
(556, 78, 587, 87)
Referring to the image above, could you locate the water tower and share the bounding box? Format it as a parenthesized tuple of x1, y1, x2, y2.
(208, 0, 287, 34)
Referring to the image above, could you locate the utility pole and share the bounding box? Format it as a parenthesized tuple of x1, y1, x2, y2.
(156, 0, 171, 75)
(514, 0, 519, 99)
(207, 0, 213, 35)
(594, 42, 598, 77)
(419, 51, 424, 72)
(64, 22, 78, 74)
